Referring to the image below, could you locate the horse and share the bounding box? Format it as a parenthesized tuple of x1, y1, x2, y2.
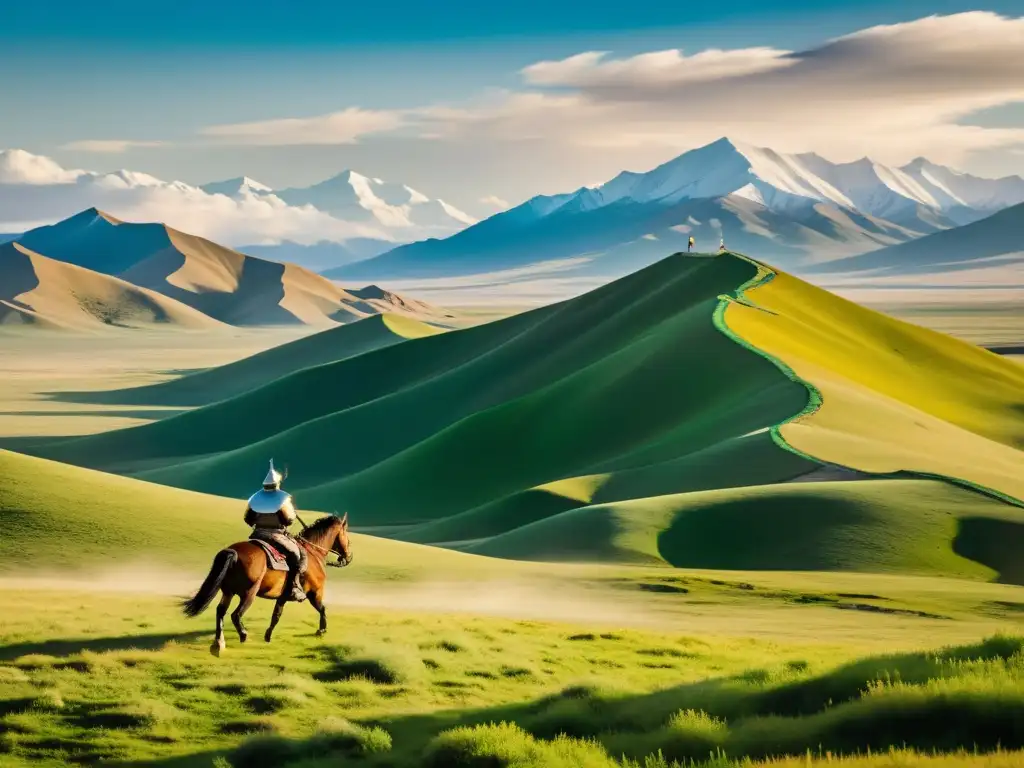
(180, 512, 353, 656)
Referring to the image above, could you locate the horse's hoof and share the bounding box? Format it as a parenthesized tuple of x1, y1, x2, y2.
(238, 632, 248, 644)
(210, 639, 226, 657)
(264, 632, 273, 643)
(315, 629, 326, 638)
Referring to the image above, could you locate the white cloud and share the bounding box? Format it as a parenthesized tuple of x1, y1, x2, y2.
(201, 107, 406, 146)
(416, 12, 1024, 167)
(60, 139, 166, 153)
(185, 12, 1024, 170)
(522, 47, 795, 89)
(480, 194, 511, 210)
(0, 149, 85, 184)
(0, 150, 393, 246)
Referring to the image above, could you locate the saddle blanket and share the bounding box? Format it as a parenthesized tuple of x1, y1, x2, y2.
(249, 538, 291, 571)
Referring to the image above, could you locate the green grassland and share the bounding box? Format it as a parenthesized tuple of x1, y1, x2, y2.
(2, 587, 1024, 767)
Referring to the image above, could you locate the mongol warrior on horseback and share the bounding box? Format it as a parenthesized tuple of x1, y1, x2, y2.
(181, 459, 353, 656)
(245, 459, 307, 603)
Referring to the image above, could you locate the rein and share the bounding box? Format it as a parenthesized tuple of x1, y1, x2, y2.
(296, 514, 350, 568)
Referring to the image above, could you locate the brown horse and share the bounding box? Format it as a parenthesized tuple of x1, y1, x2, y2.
(181, 513, 353, 656)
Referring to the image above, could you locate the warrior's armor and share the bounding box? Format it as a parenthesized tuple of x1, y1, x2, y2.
(245, 459, 307, 603)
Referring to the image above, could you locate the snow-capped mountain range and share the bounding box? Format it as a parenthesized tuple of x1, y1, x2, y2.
(199, 170, 476, 231)
(334, 138, 1024, 282)
(549, 138, 1024, 225)
(0, 149, 475, 265)
(4, 139, 1023, 283)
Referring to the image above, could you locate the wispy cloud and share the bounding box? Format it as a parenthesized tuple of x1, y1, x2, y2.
(522, 47, 794, 89)
(201, 107, 406, 146)
(184, 12, 1024, 174)
(426, 12, 1024, 165)
(60, 139, 166, 153)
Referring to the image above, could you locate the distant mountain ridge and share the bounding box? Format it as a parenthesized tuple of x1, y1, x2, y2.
(0, 148, 477, 270)
(0, 240, 225, 331)
(200, 169, 476, 235)
(333, 138, 1024, 282)
(197, 170, 478, 271)
(5, 208, 449, 331)
(809, 200, 1024, 278)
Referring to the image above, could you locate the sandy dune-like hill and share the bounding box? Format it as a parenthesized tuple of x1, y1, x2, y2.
(0, 241, 223, 331)
(14, 208, 449, 328)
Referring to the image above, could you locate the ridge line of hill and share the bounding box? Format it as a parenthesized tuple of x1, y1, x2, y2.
(716, 251, 1024, 510)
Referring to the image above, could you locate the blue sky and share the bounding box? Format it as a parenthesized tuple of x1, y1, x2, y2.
(2, 1, 1023, 210)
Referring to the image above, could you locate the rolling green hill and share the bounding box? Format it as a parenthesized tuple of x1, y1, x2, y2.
(32, 255, 814, 505)
(0, 448, 504, 579)
(16, 250, 1024, 578)
(464, 479, 1024, 583)
(63, 313, 444, 407)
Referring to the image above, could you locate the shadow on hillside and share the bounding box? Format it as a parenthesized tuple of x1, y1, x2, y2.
(107, 635, 1024, 768)
(988, 345, 1024, 356)
(43, 382, 204, 408)
(0, 408, 188, 420)
(0, 630, 209, 661)
(955, 517, 1024, 586)
(0, 435, 68, 451)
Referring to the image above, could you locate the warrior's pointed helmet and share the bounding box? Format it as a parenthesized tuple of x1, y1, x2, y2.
(262, 459, 283, 490)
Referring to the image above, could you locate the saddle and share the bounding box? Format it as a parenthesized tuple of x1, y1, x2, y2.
(249, 538, 291, 571)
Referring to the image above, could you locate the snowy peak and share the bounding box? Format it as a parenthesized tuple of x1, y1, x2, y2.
(508, 137, 1024, 229)
(589, 137, 857, 213)
(276, 170, 475, 231)
(200, 176, 274, 197)
(898, 158, 1024, 211)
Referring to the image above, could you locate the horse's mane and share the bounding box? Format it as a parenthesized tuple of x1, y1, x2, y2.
(302, 514, 341, 543)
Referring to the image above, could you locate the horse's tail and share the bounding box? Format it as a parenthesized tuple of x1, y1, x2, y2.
(181, 548, 238, 618)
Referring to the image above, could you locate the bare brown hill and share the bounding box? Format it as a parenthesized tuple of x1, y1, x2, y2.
(14, 208, 449, 327)
(0, 241, 222, 331)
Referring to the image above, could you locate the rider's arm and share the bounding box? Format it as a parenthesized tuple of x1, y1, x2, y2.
(277, 498, 297, 527)
(244, 507, 257, 527)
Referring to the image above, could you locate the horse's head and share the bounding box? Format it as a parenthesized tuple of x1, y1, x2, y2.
(331, 512, 353, 567)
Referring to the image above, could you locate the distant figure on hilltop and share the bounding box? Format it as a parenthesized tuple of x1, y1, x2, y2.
(688, 236, 695, 252)
(719, 237, 726, 253)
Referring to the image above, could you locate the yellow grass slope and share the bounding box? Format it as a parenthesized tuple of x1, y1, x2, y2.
(723, 257, 1024, 504)
(0, 242, 223, 331)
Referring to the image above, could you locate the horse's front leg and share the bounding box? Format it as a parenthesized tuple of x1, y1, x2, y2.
(211, 592, 231, 657)
(265, 598, 287, 643)
(309, 590, 327, 637)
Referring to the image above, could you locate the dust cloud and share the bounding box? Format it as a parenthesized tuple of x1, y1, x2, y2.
(1, 563, 672, 631)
